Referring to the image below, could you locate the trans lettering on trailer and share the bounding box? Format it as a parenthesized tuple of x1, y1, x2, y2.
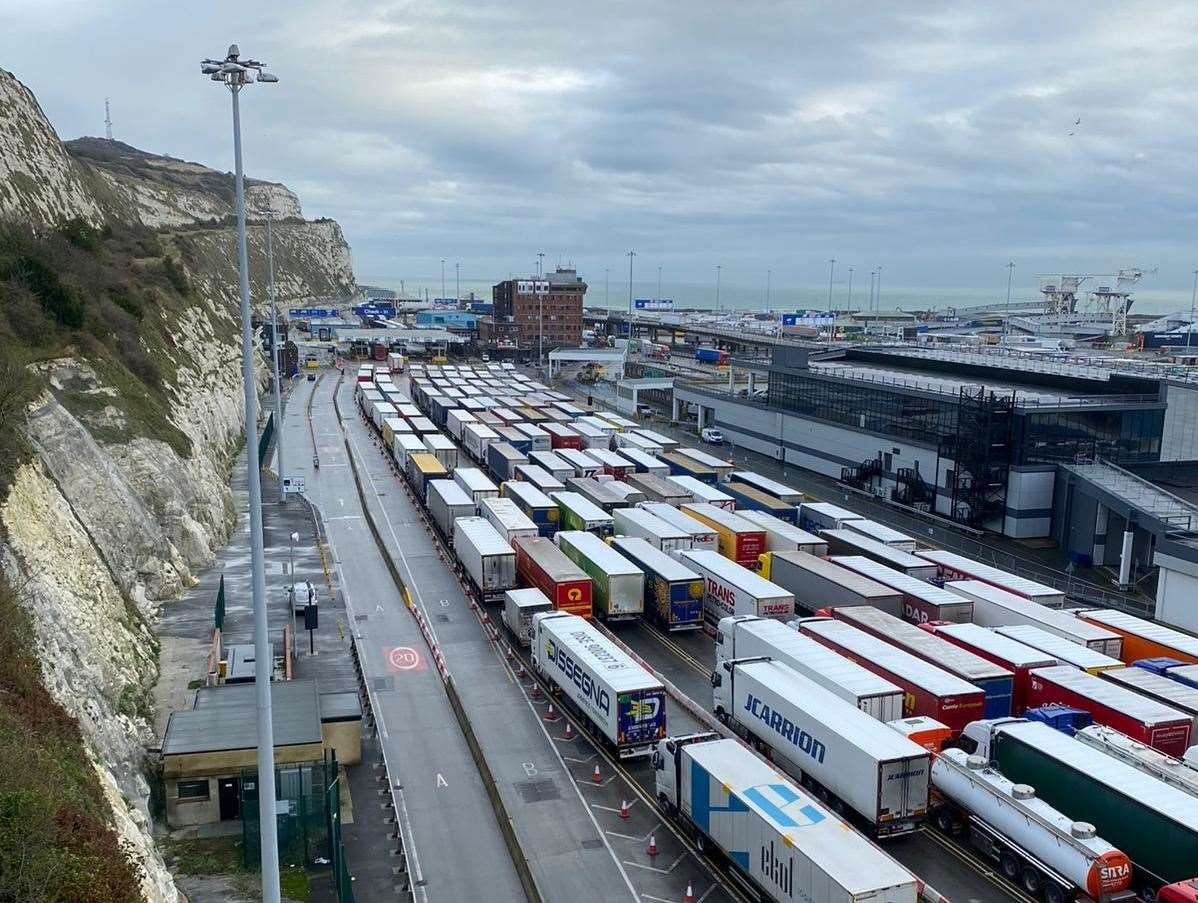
(743, 693, 826, 765)
(706, 576, 736, 614)
(544, 638, 611, 716)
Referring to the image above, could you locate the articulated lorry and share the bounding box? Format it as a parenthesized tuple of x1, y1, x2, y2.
(930, 747, 1135, 903)
(533, 612, 665, 757)
(713, 658, 930, 835)
(652, 734, 920, 903)
(962, 717, 1198, 894)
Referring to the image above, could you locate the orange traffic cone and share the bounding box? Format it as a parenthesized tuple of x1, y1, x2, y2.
(591, 764, 602, 783)
(647, 835, 657, 857)
(618, 799, 630, 819)
(543, 704, 559, 722)
(683, 884, 695, 903)
(530, 683, 541, 699)
(564, 721, 574, 739)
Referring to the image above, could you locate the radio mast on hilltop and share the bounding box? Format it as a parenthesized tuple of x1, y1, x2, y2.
(104, 98, 113, 140)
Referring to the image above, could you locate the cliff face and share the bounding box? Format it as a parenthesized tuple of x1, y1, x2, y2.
(0, 66, 357, 902)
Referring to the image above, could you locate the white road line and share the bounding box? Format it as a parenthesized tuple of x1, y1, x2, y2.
(697, 883, 719, 902)
(622, 852, 685, 874)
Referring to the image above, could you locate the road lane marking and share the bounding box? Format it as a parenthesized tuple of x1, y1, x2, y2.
(436, 773, 448, 788)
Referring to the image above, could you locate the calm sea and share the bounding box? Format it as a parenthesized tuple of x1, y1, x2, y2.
(362, 275, 1193, 318)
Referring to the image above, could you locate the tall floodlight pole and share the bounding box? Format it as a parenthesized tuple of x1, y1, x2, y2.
(847, 267, 854, 310)
(715, 265, 722, 311)
(455, 261, 460, 300)
(869, 270, 876, 314)
(657, 265, 662, 302)
(627, 251, 636, 314)
(536, 252, 546, 367)
(266, 209, 285, 504)
(827, 259, 836, 308)
(1190, 269, 1197, 350)
(1004, 261, 1015, 338)
(441, 258, 446, 301)
(766, 269, 772, 309)
(199, 44, 281, 903)
(876, 265, 883, 310)
(604, 267, 609, 307)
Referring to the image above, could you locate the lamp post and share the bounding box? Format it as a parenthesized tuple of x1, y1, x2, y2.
(199, 44, 281, 903)
(847, 267, 853, 310)
(715, 265, 722, 311)
(537, 251, 546, 367)
(1188, 269, 1197, 350)
(266, 209, 285, 504)
(766, 269, 772, 309)
(604, 267, 609, 308)
(876, 265, 882, 310)
(455, 261, 460, 301)
(1004, 261, 1015, 338)
(827, 258, 836, 308)
(627, 250, 636, 314)
(440, 258, 446, 302)
(657, 265, 662, 303)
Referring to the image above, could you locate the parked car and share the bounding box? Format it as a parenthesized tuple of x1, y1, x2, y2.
(700, 427, 724, 444)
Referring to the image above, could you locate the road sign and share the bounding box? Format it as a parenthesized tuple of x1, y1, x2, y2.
(282, 476, 306, 494)
(385, 646, 425, 672)
(289, 307, 338, 318)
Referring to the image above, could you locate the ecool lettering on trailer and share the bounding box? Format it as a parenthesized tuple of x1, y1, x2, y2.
(544, 635, 611, 716)
(743, 693, 826, 764)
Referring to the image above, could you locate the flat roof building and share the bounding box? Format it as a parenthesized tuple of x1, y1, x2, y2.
(493, 268, 587, 351)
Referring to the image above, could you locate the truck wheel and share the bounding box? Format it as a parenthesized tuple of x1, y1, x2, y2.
(1020, 867, 1043, 897)
(1043, 883, 1065, 903)
(999, 852, 1020, 882)
(932, 808, 954, 834)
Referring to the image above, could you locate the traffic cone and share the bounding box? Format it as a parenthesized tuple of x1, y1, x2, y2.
(591, 764, 602, 783)
(647, 835, 657, 857)
(618, 800, 630, 819)
(683, 884, 695, 903)
(530, 683, 541, 699)
(543, 704, 559, 722)
(564, 721, 574, 739)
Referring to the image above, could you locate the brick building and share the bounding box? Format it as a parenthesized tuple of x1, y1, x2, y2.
(492, 268, 587, 350)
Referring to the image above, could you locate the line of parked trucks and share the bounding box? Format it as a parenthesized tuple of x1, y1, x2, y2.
(354, 361, 1198, 903)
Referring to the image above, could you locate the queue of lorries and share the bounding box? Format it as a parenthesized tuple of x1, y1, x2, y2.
(354, 361, 1198, 903)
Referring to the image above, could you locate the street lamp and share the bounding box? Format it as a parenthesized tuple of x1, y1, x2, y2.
(537, 252, 546, 367)
(199, 43, 281, 903)
(627, 250, 636, 315)
(455, 261, 460, 301)
(440, 258, 446, 302)
(266, 208, 286, 505)
(1004, 261, 1015, 338)
(657, 265, 662, 303)
(604, 267, 610, 308)
(827, 258, 836, 308)
(847, 267, 854, 310)
(715, 265, 722, 311)
(765, 269, 772, 309)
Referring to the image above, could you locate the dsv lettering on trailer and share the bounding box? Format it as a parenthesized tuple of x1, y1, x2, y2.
(744, 693, 826, 764)
(546, 638, 611, 715)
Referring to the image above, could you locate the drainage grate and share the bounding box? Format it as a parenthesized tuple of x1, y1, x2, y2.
(371, 677, 394, 692)
(580, 839, 604, 850)
(514, 779, 561, 804)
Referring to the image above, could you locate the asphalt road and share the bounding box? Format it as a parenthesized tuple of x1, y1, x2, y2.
(286, 373, 525, 903)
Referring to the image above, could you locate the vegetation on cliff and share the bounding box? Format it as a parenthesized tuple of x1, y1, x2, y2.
(0, 574, 143, 901)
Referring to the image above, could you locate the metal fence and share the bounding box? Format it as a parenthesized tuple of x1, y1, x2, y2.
(240, 754, 335, 872)
(258, 411, 275, 468)
(326, 752, 355, 903)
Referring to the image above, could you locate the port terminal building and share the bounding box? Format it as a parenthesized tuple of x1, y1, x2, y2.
(673, 344, 1198, 624)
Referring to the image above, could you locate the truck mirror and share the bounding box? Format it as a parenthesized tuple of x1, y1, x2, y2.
(710, 672, 722, 688)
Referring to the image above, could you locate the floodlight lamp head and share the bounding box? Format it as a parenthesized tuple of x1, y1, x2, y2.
(257, 70, 278, 83)
(228, 44, 240, 60)
(201, 63, 220, 74)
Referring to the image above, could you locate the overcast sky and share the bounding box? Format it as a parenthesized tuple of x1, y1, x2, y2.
(4, 1, 1198, 304)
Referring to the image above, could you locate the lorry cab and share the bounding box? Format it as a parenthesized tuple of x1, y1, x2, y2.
(709, 655, 771, 721)
(652, 732, 719, 813)
(714, 615, 763, 670)
(1159, 879, 1198, 903)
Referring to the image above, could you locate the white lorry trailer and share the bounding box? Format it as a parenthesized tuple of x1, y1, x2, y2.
(713, 658, 931, 835)
(532, 612, 665, 757)
(453, 516, 517, 602)
(716, 616, 904, 722)
(502, 587, 554, 647)
(652, 734, 919, 903)
(677, 549, 794, 632)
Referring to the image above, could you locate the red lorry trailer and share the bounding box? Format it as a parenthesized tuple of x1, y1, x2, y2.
(920, 621, 1057, 716)
(1026, 664, 1192, 757)
(797, 617, 986, 734)
(513, 536, 593, 619)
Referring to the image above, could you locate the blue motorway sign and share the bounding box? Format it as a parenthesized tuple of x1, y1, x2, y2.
(288, 307, 338, 318)
(634, 298, 674, 311)
(782, 311, 835, 327)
